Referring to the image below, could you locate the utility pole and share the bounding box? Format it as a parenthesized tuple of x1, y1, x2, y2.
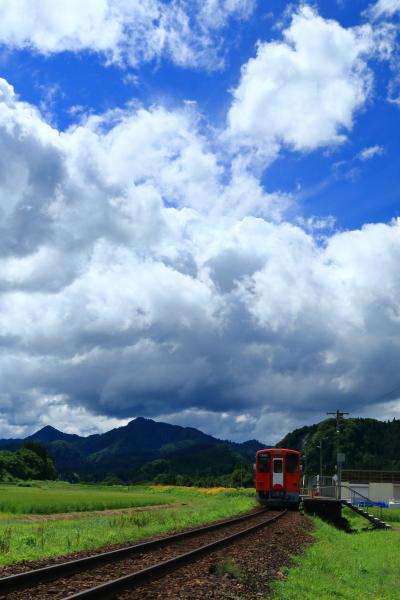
(327, 410, 349, 499)
(318, 439, 323, 481)
(327, 409, 350, 434)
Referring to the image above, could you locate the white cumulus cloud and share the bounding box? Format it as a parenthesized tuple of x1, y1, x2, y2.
(228, 6, 375, 155)
(0, 0, 255, 69)
(1, 68, 400, 442)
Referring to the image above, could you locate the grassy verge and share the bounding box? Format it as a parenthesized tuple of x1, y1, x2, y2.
(368, 506, 400, 526)
(0, 485, 256, 564)
(342, 506, 400, 530)
(271, 516, 400, 600)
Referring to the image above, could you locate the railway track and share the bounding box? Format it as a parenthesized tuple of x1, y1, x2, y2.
(0, 508, 287, 600)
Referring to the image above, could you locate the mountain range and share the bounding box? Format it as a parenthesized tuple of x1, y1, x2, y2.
(2, 415, 398, 483)
(0, 418, 268, 483)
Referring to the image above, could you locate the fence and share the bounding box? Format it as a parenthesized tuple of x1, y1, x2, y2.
(342, 470, 400, 484)
(301, 475, 336, 496)
(301, 478, 384, 518)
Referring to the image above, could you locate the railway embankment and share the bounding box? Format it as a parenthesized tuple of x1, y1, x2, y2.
(0, 510, 313, 600)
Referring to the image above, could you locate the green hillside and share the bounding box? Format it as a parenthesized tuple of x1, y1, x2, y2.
(0, 418, 267, 485)
(277, 417, 400, 473)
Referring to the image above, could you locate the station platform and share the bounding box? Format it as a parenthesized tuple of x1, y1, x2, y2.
(302, 497, 343, 525)
(302, 496, 391, 529)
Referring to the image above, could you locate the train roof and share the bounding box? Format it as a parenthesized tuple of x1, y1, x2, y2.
(256, 447, 300, 454)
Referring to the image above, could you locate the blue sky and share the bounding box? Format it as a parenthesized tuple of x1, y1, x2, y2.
(0, 0, 399, 443)
(2, 0, 398, 231)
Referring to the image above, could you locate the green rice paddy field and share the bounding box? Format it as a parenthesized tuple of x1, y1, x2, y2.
(0, 482, 179, 514)
(0, 482, 256, 564)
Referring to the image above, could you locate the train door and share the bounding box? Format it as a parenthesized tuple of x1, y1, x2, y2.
(272, 457, 284, 487)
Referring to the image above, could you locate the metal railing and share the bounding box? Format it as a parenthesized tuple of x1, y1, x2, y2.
(301, 484, 336, 499)
(341, 485, 384, 519)
(301, 475, 336, 498)
(301, 483, 384, 519)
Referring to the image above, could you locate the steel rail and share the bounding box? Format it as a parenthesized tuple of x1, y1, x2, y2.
(63, 510, 287, 600)
(0, 507, 268, 595)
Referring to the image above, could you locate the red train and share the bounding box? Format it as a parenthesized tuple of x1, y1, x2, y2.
(255, 448, 301, 509)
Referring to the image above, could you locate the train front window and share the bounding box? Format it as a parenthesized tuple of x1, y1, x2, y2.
(286, 453, 299, 473)
(258, 453, 270, 473)
(273, 459, 283, 473)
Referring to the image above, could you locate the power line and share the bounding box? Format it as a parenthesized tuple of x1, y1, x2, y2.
(373, 384, 400, 404)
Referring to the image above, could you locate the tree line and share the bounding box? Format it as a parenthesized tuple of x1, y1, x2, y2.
(0, 442, 254, 488)
(0, 442, 57, 481)
(278, 417, 400, 474)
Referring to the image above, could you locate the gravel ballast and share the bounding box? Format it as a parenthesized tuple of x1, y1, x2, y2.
(119, 510, 313, 599)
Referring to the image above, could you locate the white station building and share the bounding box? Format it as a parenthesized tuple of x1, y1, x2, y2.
(342, 470, 400, 506)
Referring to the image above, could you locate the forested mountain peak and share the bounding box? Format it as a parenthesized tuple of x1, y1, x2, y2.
(277, 417, 400, 473)
(27, 425, 79, 444)
(0, 417, 267, 484)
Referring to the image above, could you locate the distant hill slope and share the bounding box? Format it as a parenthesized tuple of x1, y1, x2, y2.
(277, 417, 400, 473)
(0, 418, 268, 483)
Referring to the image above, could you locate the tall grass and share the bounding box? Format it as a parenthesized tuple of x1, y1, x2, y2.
(369, 506, 400, 523)
(272, 517, 400, 600)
